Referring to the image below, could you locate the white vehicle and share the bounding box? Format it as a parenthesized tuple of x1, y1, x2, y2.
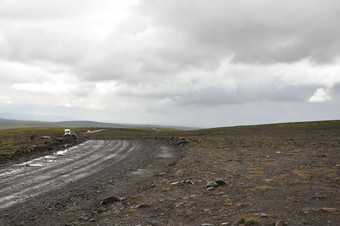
(64, 129, 71, 136)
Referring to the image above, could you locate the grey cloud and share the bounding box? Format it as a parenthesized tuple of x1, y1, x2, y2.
(78, 0, 340, 83)
(0, 0, 92, 21)
(2, 26, 88, 64)
(0, 0, 339, 127)
(171, 83, 314, 107)
(109, 76, 316, 107)
(138, 0, 340, 65)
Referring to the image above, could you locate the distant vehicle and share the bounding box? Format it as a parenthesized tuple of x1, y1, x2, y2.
(64, 129, 71, 136)
(87, 130, 91, 133)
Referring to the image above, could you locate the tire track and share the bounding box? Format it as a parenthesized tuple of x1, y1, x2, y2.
(0, 140, 139, 210)
(0, 140, 118, 191)
(0, 140, 112, 181)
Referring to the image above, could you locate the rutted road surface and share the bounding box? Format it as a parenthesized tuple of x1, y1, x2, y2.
(0, 140, 178, 225)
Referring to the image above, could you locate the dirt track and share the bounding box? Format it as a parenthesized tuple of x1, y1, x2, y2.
(0, 140, 179, 226)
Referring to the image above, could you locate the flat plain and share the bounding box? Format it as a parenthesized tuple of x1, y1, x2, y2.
(0, 121, 339, 225)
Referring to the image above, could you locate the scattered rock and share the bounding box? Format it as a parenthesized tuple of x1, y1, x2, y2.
(215, 178, 229, 186)
(275, 220, 288, 226)
(301, 207, 318, 214)
(201, 224, 214, 226)
(321, 207, 340, 213)
(157, 172, 166, 176)
(176, 138, 189, 146)
(30, 135, 37, 140)
(77, 216, 87, 222)
(171, 179, 194, 186)
(135, 203, 148, 208)
(89, 218, 96, 222)
(183, 179, 194, 184)
(206, 181, 218, 188)
(54, 138, 64, 143)
(29, 216, 36, 221)
(168, 161, 178, 167)
(40, 136, 52, 139)
(236, 203, 247, 208)
(97, 207, 105, 214)
(100, 196, 120, 205)
(207, 187, 215, 191)
(175, 202, 184, 207)
(254, 212, 268, 218)
(259, 213, 268, 218)
(313, 194, 326, 200)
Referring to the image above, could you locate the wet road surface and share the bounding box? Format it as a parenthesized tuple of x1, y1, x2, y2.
(0, 140, 173, 225)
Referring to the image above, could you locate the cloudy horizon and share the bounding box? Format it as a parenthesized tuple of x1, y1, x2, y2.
(0, 0, 339, 128)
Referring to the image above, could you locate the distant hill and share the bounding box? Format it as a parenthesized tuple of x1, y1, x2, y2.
(0, 118, 197, 130)
(0, 118, 52, 129)
(0, 112, 73, 122)
(51, 120, 129, 128)
(0, 112, 199, 130)
(52, 121, 196, 130)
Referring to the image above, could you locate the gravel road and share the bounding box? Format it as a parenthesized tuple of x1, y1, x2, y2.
(0, 140, 176, 225)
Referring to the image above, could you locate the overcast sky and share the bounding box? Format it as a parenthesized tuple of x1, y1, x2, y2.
(0, 0, 340, 127)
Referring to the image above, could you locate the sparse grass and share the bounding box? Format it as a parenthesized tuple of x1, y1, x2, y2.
(293, 170, 310, 179)
(250, 186, 273, 191)
(0, 127, 106, 163)
(268, 214, 275, 219)
(239, 217, 246, 223)
(249, 218, 261, 224)
(239, 217, 261, 225)
(248, 168, 265, 178)
(185, 210, 192, 216)
(287, 180, 308, 185)
(278, 174, 290, 179)
(161, 187, 171, 192)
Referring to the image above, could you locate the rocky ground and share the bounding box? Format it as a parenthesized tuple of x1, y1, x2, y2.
(1, 121, 340, 225)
